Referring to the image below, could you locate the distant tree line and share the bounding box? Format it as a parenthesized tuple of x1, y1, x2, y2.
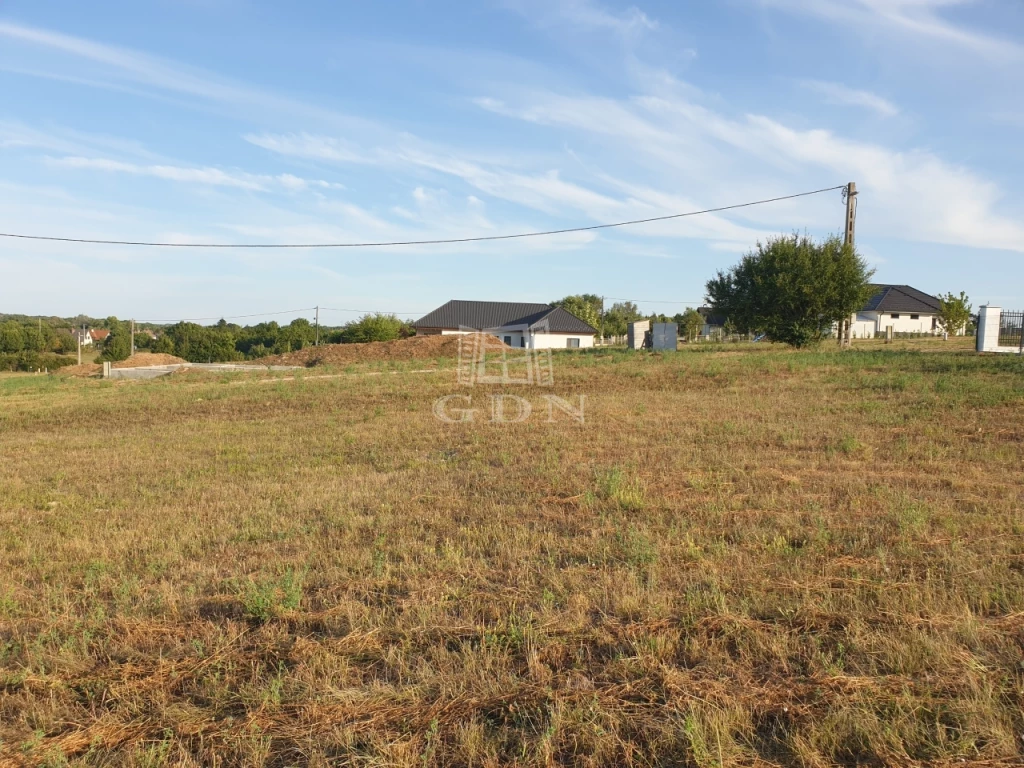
(550, 295, 705, 341)
(127, 313, 413, 363)
(0, 311, 416, 369)
(0, 315, 87, 371)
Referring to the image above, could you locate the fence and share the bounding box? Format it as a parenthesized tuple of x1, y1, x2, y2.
(977, 306, 1023, 354)
(998, 310, 1023, 350)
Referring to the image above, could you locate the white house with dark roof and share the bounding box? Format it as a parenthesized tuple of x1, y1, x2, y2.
(845, 285, 943, 338)
(413, 300, 597, 349)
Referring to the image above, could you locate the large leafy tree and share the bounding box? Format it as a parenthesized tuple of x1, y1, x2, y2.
(160, 322, 241, 362)
(551, 294, 601, 331)
(706, 234, 874, 348)
(0, 321, 25, 353)
(603, 301, 642, 338)
(100, 317, 133, 362)
(936, 292, 972, 336)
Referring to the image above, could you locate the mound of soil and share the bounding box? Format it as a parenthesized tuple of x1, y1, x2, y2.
(58, 363, 101, 377)
(112, 353, 187, 368)
(251, 333, 507, 367)
(59, 353, 188, 377)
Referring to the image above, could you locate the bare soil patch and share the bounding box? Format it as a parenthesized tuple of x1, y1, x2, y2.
(57, 362, 101, 377)
(58, 352, 187, 378)
(252, 333, 505, 366)
(113, 352, 187, 368)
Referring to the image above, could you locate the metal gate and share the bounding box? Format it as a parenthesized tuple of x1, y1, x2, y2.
(998, 310, 1024, 350)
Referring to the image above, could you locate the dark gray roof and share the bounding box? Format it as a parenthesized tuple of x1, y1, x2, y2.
(863, 285, 940, 314)
(698, 306, 727, 327)
(413, 300, 597, 334)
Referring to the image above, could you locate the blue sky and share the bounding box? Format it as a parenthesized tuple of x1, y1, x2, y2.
(1, 0, 1022, 324)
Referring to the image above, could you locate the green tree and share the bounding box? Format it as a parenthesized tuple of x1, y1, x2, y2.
(679, 307, 704, 341)
(706, 234, 874, 348)
(0, 321, 25, 353)
(53, 331, 78, 355)
(936, 291, 971, 336)
(100, 318, 132, 362)
(152, 335, 176, 355)
(551, 294, 601, 331)
(339, 313, 409, 343)
(281, 318, 316, 350)
(603, 301, 641, 338)
(161, 322, 241, 362)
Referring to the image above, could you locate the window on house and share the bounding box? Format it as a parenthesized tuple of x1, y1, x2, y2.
(520, 337, 526, 348)
(504, 336, 512, 346)
(566, 338, 580, 348)
(890, 313, 900, 319)
(910, 314, 919, 320)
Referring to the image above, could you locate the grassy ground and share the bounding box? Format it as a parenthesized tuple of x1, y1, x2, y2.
(1, 341, 1022, 767)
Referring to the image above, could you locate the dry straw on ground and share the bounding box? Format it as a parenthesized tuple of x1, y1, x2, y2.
(253, 333, 504, 367)
(1, 337, 1022, 766)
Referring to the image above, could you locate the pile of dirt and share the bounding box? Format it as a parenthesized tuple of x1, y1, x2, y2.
(112, 353, 187, 368)
(59, 353, 188, 377)
(251, 333, 508, 367)
(58, 363, 101, 377)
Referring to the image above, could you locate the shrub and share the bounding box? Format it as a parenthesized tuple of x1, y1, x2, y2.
(0, 352, 78, 372)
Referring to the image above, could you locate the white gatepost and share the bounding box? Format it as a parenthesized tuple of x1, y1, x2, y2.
(976, 306, 1001, 353)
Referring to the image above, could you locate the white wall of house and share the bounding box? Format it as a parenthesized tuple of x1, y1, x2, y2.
(438, 328, 594, 349)
(528, 332, 594, 349)
(843, 311, 938, 338)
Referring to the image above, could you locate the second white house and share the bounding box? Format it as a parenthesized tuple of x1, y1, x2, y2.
(413, 300, 597, 349)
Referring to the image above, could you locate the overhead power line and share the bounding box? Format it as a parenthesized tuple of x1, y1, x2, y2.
(605, 297, 703, 305)
(0, 186, 845, 249)
(319, 306, 428, 316)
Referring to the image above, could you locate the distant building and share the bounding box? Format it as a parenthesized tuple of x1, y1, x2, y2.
(70, 328, 92, 346)
(413, 300, 597, 349)
(698, 307, 727, 338)
(89, 329, 111, 343)
(846, 285, 942, 338)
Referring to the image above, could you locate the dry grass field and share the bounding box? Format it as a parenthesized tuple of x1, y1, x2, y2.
(1, 340, 1023, 767)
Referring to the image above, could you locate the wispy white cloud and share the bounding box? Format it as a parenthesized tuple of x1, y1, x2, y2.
(554, 0, 658, 36)
(0, 21, 384, 131)
(762, 0, 1022, 61)
(475, 89, 1024, 252)
(800, 80, 898, 117)
(47, 155, 343, 192)
(246, 131, 628, 218)
(243, 133, 373, 164)
(502, 0, 658, 38)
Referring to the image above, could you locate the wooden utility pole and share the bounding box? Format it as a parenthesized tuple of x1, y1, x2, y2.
(840, 181, 858, 347)
(844, 181, 857, 248)
(131, 318, 136, 356)
(315, 306, 320, 346)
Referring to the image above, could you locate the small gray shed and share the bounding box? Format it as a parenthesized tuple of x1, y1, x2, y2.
(651, 323, 678, 351)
